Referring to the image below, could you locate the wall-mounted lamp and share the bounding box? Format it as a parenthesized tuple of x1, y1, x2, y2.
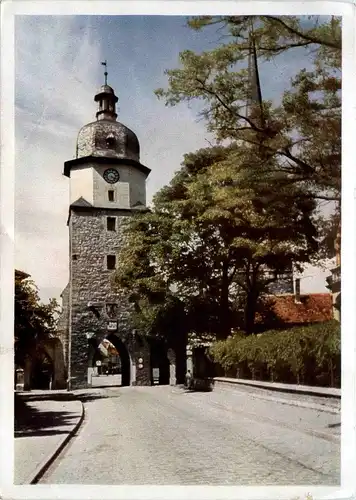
(87, 302, 101, 318)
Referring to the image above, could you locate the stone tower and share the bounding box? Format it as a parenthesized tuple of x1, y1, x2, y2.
(62, 82, 155, 390)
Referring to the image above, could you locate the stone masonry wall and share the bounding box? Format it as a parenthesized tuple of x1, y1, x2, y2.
(68, 207, 150, 389)
(57, 283, 70, 373)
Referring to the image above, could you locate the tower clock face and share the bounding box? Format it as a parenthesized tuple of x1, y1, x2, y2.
(103, 168, 120, 184)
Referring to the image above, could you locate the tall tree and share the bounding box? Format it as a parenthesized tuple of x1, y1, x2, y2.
(115, 145, 318, 337)
(155, 16, 341, 206)
(15, 271, 60, 366)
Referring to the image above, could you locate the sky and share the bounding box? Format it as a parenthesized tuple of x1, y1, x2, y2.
(15, 15, 336, 304)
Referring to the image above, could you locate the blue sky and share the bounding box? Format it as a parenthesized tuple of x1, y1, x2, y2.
(15, 15, 335, 303)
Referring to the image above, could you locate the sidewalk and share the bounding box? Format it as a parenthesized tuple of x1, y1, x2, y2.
(14, 390, 84, 484)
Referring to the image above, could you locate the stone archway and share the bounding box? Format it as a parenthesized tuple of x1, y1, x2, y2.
(20, 338, 67, 390)
(149, 339, 171, 385)
(43, 338, 67, 389)
(31, 348, 54, 390)
(88, 334, 133, 387)
(106, 334, 132, 386)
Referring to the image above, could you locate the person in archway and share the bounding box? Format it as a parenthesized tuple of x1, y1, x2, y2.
(185, 370, 193, 390)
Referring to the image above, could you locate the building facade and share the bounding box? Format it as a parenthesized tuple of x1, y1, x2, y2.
(58, 82, 184, 390)
(326, 223, 341, 321)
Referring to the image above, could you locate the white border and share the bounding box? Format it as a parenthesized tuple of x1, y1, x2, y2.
(1, 1, 355, 499)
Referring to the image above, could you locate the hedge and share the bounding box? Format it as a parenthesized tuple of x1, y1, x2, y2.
(209, 321, 340, 387)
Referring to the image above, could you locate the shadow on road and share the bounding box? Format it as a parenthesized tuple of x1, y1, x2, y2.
(75, 391, 121, 403)
(14, 394, 78, 438)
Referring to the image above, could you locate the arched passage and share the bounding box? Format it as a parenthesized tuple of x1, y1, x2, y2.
(88, 334, 132, 387)
(149, 339, 170, 385)
(106, 334, 131, 386)
(31, 348, 54, 389)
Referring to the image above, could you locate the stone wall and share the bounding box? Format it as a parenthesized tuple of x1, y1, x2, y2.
(57, 283, 70, 372)
(44, 338, 67, 389)
(68, 207, 151, 389)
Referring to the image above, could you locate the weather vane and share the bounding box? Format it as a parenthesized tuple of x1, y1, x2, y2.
(101, 60, 108, 85)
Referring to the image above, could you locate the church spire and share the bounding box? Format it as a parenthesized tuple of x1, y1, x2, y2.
(246, 22, 265, 128)
(94, 60, 118, 121)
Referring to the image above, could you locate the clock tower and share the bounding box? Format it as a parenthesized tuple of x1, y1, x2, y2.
(64, 83, 150, 209)
(62, 80, 153, 390)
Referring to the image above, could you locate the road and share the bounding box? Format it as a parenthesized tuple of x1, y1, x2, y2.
(41, 385, 340, 485)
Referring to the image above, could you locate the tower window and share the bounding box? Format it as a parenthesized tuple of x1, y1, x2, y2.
(108, 190, 115, 202)
(106, 134, 116, 148)
(107, 217, 116, 231)
(107, 255, 116, 270)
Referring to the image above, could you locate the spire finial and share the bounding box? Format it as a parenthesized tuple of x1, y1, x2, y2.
(101, 60, 108, 85)
(246, 21, 264, 127)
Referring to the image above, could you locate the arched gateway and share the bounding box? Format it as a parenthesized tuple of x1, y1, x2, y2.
(88, 334, 133, 387)
(57, 74, 185, 390)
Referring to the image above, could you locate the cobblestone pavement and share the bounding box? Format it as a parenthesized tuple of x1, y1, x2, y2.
(41, 385, 340, 485)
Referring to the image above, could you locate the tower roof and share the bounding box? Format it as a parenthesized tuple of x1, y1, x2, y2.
(76, 119, 140, 161)
(75, 77, 140, 162)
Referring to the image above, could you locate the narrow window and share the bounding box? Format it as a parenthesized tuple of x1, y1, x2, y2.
(107, 217, 116, 231)
(107, 255, 116, 270)
(72, 254, 78, 261)
(108, 190, 115, 202)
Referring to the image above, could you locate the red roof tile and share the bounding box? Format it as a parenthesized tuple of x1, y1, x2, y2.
(259, 293, 333, 324)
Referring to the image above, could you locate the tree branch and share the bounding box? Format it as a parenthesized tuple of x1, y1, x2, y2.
(195, 77, 263, 133)
(264, 16, 341, 50)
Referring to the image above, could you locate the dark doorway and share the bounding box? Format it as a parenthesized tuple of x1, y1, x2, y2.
(193, 347, 216, 378)
(150, 339, 170, 385)
(31, 350, 54, 389)
(107, 335, 131, 386)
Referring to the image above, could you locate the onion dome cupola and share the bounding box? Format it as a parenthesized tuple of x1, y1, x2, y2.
(75, 84, 141, 162)
(64, 62, 150, 180)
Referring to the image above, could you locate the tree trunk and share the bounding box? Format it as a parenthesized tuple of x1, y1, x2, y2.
(244, 290, 259, 335)
(218, 261, 231, 339)
(329, 359, 334, 387)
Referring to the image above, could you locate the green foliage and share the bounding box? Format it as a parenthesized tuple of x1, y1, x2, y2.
(156, 15, 341, 243)
(15, 272, 60, 365)
(115, 143, 318, 338)
(209, 321, 340, 386)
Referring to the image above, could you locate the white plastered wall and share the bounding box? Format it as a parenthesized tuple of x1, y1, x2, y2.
(70, 167, 94, 205)
(92, 164, 147, 208)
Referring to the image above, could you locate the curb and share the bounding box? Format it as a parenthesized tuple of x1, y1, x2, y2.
(29, 398, 85, 484)
(213, 377, 341, 399)
(239, 392, 340, 414)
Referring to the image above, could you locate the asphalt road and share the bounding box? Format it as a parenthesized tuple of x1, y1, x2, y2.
(41, 385, 340, 485)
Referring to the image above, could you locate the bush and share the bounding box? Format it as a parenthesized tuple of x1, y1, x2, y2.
(209, 321, 340, 387)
